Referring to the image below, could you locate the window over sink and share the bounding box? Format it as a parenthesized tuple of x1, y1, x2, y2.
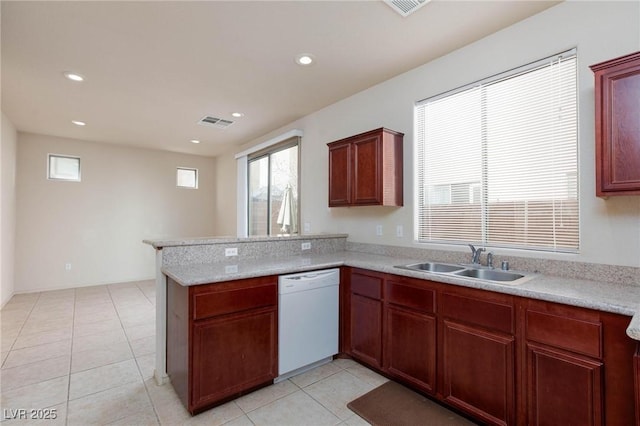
(415, 49, 578, 253)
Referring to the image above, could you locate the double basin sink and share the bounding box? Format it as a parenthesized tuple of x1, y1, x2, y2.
(395, 262, 532, 285)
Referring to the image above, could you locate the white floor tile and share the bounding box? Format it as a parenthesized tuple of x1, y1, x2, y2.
(69, 358, 142, 400)
(71, 340, 133, 373)
(2, 339, 71, 369)
(12, 327, 73, 350)
(235, 379, 299, 413)
(247, 390, 341, 426)
(66, 381, 153, 425)
(1, 355, 70, 391)
(303, 370, 377, 420)
(72, 329, 128, 353)
(1, 375, 69, 411)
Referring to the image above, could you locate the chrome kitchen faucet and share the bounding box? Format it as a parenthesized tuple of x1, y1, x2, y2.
(468, 244, 485, 265)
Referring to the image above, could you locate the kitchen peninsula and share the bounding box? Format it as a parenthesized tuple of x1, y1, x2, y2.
(145, 234, 640, 424)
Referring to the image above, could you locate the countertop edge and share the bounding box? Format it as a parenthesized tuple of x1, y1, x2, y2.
(144, 234, 348, 249)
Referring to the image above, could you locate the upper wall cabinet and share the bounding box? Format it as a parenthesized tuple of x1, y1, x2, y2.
(327, 128, 404, 207)
(590, 51, 640, 197)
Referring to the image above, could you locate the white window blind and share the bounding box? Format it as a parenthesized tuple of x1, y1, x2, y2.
(415, 49, 578, 252)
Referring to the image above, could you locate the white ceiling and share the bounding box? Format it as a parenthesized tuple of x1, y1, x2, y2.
(1, 1, 559, 157)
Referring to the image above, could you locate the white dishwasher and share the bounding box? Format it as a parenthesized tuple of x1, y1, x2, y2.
(277, 268, 339, 381)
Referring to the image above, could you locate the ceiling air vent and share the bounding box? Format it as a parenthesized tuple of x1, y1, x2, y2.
(198, 115, 234, 129)
(384, 0, 431, 17)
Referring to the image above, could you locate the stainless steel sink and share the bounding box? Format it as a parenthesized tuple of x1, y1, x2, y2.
(452, 268, 524, 282)
(395, 261, 533, 285)
(396, 262, 464, 273)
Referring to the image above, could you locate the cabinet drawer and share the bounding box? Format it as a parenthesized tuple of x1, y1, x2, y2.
(526, 310, 602, 359)
(192, 280, 277, 321)
(440, 292, 513, 334)
(351, 271, 382, 300)
(386, 279, 435, 314)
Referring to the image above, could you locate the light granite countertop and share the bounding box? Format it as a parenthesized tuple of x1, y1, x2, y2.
(144, 233, 348, 249)
(162, 251, 640, 341)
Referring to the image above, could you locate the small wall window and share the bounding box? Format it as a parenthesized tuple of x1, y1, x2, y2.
(177, 167, 198, 189)
(48, 154, 81, 182)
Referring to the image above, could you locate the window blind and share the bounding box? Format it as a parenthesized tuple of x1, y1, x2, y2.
(415, 50, 578, 252)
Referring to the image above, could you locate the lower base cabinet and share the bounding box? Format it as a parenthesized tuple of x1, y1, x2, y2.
(342, 267, 637, 426)
(167, 276, 278, 414)
(440, 290, 516, 426)
(191, 309, 277, 409)
(347, 269, 384, 370)
(384, 304, 436, 395)
(526, 343, 603, 425)
(350, 293, 383, 369)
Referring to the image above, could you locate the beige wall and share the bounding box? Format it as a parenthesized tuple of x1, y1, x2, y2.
(213, 153, 237, 236)
(1, 112, 18, 306)
(15, 133, 216, 293)
(219, 1, 640, 267)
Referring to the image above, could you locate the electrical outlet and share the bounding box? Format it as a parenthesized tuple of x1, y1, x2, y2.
(301, 242, 311, 250)
(225, 247, 238, 257)
(304, 222, 311, 233)
(396, 225, 403, 238)
(65, 263, 72, 271)
(376, 225, 383, 236)
(225, 265, 238, 274)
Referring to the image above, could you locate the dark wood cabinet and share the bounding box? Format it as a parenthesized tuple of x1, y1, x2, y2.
(384, 277, 437, 395)
(167, 276, 278, 414)
(347, 269, 383, 369)
(590, 51, 640, 196)
(522, 301, 637, 426)
(191, 309, 277, 409)
(327, 128, 403, 207)
(525, 342, 603, 426)
(342, 267, 637, 426)
(439, 290, 516, 425)
(523, 304, 604, 425)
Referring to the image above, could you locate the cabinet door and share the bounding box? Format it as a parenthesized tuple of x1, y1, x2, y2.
(352, 135, 381, 204)
(527, 343, 603, 426)
(350, 293, 382, 369)
(442, 320, 515, 425)
(384, 305, 436, 394)
(328, 142, 351, 206)
(191, 308, 277, 412)
(592, 52, 640, 195)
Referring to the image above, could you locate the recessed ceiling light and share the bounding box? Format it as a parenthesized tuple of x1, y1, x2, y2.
(64, 72, 85, 82)
(295, 53, 315, 66)
(190, 139, 201, 144)
(231, 112, 244, 118)
(71, 120, 86, 126)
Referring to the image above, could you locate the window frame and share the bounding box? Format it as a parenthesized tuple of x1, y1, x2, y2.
(47, 154, 81, 182)
(414, 49, 579, 253)
(247, 138, 300, 237)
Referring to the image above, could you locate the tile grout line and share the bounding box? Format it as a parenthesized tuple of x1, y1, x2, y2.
(107, 282, 162, 426)
(297, 366, 347, 420)
(64, 287, 78, 426)
(1, 292, 41, 367)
